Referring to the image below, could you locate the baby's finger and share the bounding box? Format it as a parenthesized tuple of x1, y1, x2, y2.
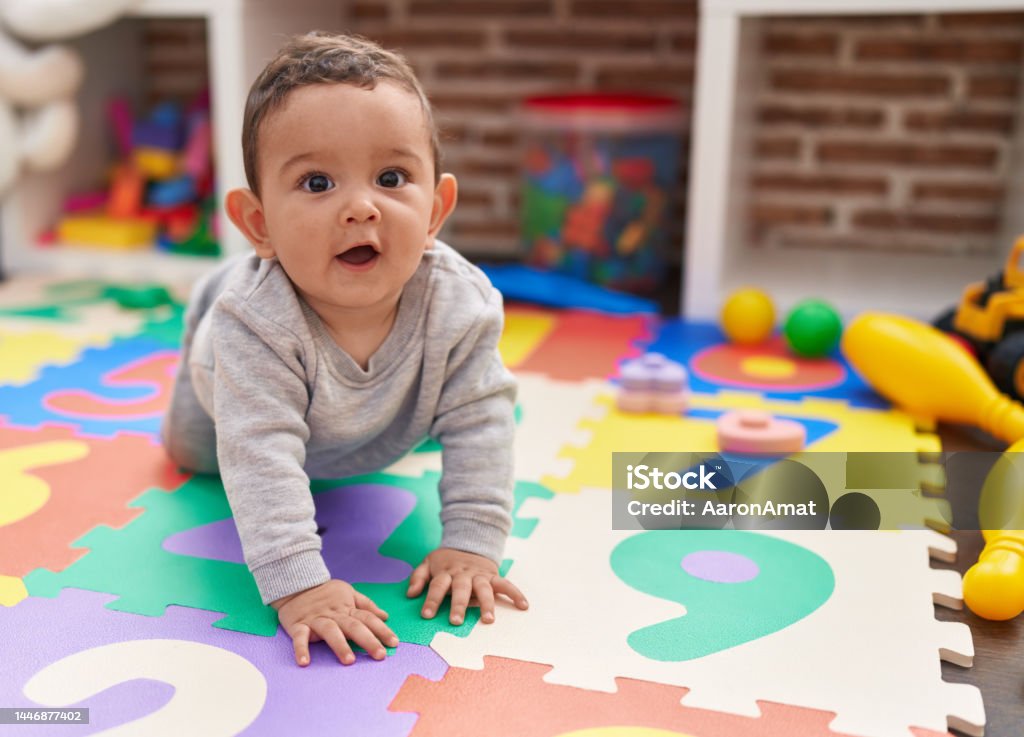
(406, 562, 431, 598)
(312, 618, 355, 665)
(421, 573, 452, 618)
(291, 623, 312, 666)
(353, 608, 400, 648)
(473, 575, 496, 623)
(492, 577, 530, 610)
(340, 615, 387, 660)
(354, 591, 389, 620)
(449, 575, 473, 625)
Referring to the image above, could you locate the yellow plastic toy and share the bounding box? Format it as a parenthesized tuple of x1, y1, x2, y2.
(938, 235, 1024, 400)
(720, 288, 775, 346)
(58, 215, 157, 250)
(133, 146, 178, 180)
(843, 312, 1024, 620)
(962, 439, 1024, 621)
(842, 312, 1024, 442)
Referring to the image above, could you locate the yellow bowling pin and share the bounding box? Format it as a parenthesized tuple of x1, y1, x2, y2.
(842, 313, 1024, 443)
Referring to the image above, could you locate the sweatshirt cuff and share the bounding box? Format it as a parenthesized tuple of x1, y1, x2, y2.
(251, 549, 331, 605)
(440, 517, 508, 564)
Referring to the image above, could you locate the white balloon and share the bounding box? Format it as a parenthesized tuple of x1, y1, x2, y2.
(20, 98, 78, 171)
(0, 33, 83, 105)
(0, 0, 142, 43)
(0, 101, 18, 195)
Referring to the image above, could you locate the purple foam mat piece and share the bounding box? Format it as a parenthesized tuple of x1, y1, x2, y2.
(162, 483, 416, 584)
(681, 550, 760, 584)
(0, 589, 447, 736)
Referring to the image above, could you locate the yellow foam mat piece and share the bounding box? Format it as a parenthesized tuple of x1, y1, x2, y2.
(0, 575, 28, 607)
(500, 312, 557, 368)
(0, 330, 104, 386)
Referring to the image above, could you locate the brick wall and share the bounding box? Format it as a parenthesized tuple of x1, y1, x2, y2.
(752, 12, 1024, 257)
(347, 0, 697, 258)
(141, 7, 1024, 262)
(143, 19, 209, 107)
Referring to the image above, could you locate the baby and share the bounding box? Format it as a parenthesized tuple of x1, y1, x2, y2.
(161, 32, 526, 667)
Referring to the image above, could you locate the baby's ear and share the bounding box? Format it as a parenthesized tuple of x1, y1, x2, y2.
(427, 173, 458, 241)
(225, 188, 274, 258)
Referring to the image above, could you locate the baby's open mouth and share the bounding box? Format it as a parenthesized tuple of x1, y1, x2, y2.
(337, 244, 379, 265)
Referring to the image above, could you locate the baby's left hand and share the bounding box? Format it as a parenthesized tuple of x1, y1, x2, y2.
(406, 548, 528, 625)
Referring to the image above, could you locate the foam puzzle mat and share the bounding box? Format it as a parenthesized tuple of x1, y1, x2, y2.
(0, 278, 982, 736)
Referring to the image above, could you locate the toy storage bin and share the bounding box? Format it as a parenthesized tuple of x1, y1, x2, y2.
(520, 93, 684, 293)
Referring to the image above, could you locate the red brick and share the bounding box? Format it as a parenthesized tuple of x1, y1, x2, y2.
(774, 234, 962, 254)
(436, 60, 578, 82)
(772, 70, 949, 97)
(855, 38, 1023, 64)
(904, 109, 1016, 135)
(912, 181, 1004, 202)
(480, 129, 520, 147)
(504, 28, 657, 52)
(817, 141, 999, 169)
(411, 0, 551, 17)
(594, 64, 693, 88)
(454, 220, 522, 238)
(368, 29, 486, 49)
(752, 203, 832, 226)
(670, 31, 696, 53)
(852, 209, 998, 233)
(763, 32, 839, 57)
(755, 137, 801, 160)
(457, 157, 521, 177)
(967, 75, 1021, 100)
(937, 12, 1024, 30)
(753, 173, 888, 196)
(351, 1, 390, 19)
(432, 94, 517, 114)
(758, 104, 884, 129)
(454, 190, 496, 207)
(571, 0, 695, 19)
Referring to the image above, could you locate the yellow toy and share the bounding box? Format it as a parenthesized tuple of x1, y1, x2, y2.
(842, 312, 1024, 442)
(843, 312, 1024, 620)
(58, 215, 156, 249)
(962, 439, 1024, 620)
(720, 288, 775, 346)
(937, 235, 1024, 400)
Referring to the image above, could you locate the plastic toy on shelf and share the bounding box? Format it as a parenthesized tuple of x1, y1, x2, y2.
(52, 92, 219, 257)
(716, 409, 806, 455)
(616, 352, 688, 414)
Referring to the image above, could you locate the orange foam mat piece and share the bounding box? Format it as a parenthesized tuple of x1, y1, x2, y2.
(391, 656, 951, 737)
(513, 308, 653, 382)
(0, 422, 188, 578)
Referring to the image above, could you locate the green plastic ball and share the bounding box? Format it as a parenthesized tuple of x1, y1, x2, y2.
(784, 299, 843, 358)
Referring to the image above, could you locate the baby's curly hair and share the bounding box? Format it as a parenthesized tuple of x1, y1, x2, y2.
(242, 31, 441, 195)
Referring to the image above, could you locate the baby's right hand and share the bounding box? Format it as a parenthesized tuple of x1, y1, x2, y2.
(271, 579, 399, 666)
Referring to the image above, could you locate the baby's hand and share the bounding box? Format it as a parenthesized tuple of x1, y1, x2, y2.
(406, 548, 529, 625)
(271, 579, 399, 667)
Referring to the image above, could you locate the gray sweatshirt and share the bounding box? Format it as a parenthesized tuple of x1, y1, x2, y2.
(168, 241, 517, 604)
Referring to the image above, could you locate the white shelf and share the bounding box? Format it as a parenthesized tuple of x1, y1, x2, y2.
(1, 0, 343, 281)
(685, 0, 1024, 319)
(15, 244, 221, 284)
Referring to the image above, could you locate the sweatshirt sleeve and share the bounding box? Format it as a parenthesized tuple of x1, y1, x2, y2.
(207, 299, 330, 604)
(429, 287, 517, 563)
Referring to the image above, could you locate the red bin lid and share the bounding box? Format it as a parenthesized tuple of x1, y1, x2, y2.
(521, 93, 684, 131)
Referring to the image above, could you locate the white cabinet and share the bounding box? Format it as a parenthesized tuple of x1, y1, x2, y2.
(684, 0, 1024, 320)
(1, 0, 343, 281)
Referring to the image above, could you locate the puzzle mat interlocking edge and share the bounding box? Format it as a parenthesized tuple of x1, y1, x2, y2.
(0, 279, 982, 736)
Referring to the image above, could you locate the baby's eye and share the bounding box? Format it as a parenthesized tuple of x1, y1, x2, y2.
(377, 169, 408, 188)
(301, 174, 334, 193)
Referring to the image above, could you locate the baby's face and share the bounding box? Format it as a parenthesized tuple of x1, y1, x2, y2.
(254, 81, 443, 315)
